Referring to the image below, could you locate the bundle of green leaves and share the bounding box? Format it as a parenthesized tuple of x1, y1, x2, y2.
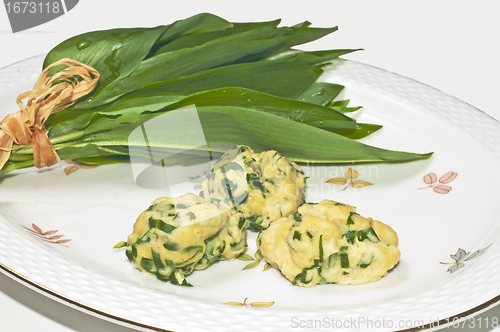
(2, 13, 431, 174)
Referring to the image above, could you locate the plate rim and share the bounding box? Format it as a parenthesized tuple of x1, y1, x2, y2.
(2, 260, 500, 332)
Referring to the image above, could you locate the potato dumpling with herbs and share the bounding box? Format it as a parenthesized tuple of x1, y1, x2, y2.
(199, 145, 307, 231)
(125, 193, 247, 286)
(257, 199, 400, 287)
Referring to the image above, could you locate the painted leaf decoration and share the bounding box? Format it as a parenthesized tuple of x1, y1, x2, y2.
(448, 262, 465, 273)
(450, 248, 468, 261)
(65, 165, 79, 175)
(243, 261, 260, 270)
(326, 177, 347, 185)
(263, 262, 272, 271)
(465, 244, 492, 261)
(434, 185, 452, 194)
(439, 171, 457, 184)
(345, 167, 358, 179)
(223, 302, 244, 306)
(79, 164, 99, 169)
(250, 301, 275, 308)
(423, 172, 437, 184)
(254, 250, 263, 261)
(32, 223, 42, 234)
(23, 225, 71, 246)
(237, 254, 254, 261)
(351, 180, 373, 188)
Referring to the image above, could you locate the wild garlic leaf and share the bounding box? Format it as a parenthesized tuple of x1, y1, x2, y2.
(44, 25, 168, 108)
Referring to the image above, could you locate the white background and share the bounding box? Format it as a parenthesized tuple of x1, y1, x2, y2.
(0, 0, 499, 331)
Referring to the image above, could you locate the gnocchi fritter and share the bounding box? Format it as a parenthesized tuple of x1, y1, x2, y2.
(199, 145, 307, 231)
(126, 193, 247, 286)
(257, 199, 400, 287)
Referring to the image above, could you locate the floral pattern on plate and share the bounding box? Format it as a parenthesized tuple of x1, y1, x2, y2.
(64, 160, 99, 175)
(418, 171, 457, 194)
(440, 244, 492, 273)
(22, 223, 71, 247)
(238, 250, 272, 271)
(326, 167, 373, 191)
(224, 298, 275, 308)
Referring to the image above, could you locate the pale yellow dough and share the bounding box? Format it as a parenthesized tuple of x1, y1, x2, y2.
(257, 199, 400, 287)
(199, 145, 306, 231)
(126, 193, 247, 286)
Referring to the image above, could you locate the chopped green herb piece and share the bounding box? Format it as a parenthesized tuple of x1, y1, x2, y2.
(293, 230, 302, 241)
(247, 215, 264, 232)
(125, 250, 134, 262)
(181, 279, 193, 287)
(113, 241, 127, 249)
(326, 253, 338, 268)
(292, 211, 302, 223)
(357, 227, 380, 243)
(169, 273, 179, 285)
(155, 273, 169, 282)
(149, 217, 177, 234)
(248, 221, 264, 232)
(238, 215, 246, 229)
(346, 211, 358, 225)
(140, 258, 155, 273)
(183, 245, 204, 253)
(139, 234, 151, 244)
(290, 163, 305, 175)
(292, 267, 315, 285)
(151, 249, 165, 269)
(343, 230, 357, 244)
(339, 246, 349, 269)
(319, 235, 324, 262)
(247, 173, 268, 195)
(163, 241, 179, 251)
(148, 217, 157, 229)
(233, 191, 248, 205)
(265, 178, 275, 185)
(204, 230, 221, 244)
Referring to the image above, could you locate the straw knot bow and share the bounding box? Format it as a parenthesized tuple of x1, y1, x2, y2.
(0, 58, 99, 171)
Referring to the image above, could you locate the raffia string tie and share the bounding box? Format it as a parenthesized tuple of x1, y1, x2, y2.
(0, 58, 99, 170)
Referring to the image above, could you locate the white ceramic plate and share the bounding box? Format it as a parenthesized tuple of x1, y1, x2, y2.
(1, 55, 500, 332)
